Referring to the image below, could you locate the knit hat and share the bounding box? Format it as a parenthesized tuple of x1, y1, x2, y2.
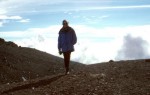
(62, 20, 68, 25)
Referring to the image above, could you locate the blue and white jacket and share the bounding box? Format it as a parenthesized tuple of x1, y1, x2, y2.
(58, 26, 77, 52)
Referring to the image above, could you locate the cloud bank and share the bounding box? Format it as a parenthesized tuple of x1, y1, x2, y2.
(116, 34, 150, 60)
(1, 25, 150, 64)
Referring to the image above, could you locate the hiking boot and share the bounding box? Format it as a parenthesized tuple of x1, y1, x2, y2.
(65, 71, 70, 75)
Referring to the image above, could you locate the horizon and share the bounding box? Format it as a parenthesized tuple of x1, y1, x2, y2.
(1, 0, 150, 64)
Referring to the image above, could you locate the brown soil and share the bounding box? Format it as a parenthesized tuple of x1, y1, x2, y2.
(0, 38, 150, 95)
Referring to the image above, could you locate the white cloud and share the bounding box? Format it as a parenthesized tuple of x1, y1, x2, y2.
(18, 19, 30, 23)
(75, 15, 109, 24)
(0, 0, 71, 14)
(0, 9, 7, 15)
(1, 24, 150, 64)
(0, 15, 30, 26)
(84, 5, 150, 11)
(2, 0, 149, 15)
(1, 25, 61, 55)
(0, 15, 22, 20)
(116, 34, 150, 60)
(0, 19, 9, 27)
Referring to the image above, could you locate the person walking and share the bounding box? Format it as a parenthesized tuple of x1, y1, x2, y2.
(58, 20, 77, 75)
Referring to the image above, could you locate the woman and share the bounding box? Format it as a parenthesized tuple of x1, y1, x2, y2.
(58, 20, 77, 75)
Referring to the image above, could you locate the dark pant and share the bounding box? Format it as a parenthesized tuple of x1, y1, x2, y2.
(63, 51, 71, 73)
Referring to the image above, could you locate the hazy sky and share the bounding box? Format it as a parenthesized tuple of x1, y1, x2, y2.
(1, 0, 150, 64)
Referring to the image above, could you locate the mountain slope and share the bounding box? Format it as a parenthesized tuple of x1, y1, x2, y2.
(0, 38, 85, 84)
(0, 38, 150, 95)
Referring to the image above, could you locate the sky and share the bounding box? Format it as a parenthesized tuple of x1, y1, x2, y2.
(1, 0, 150, 64)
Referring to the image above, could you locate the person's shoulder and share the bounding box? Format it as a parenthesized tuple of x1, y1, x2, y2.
(69, 26, 73, 29)
(69, 27, 75, 32)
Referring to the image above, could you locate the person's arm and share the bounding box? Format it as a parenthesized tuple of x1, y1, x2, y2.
(58, 33, 62, 55)
(72, 28, 77, 45)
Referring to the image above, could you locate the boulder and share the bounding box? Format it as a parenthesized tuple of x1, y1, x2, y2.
(6, 41, 18, 47)
(109, 60, 114, 63)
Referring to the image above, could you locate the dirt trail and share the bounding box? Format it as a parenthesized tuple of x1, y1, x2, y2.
(1, 74, 65, 94)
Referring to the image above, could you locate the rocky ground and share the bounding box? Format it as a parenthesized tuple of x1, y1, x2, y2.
(0, 38, 150, 95)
